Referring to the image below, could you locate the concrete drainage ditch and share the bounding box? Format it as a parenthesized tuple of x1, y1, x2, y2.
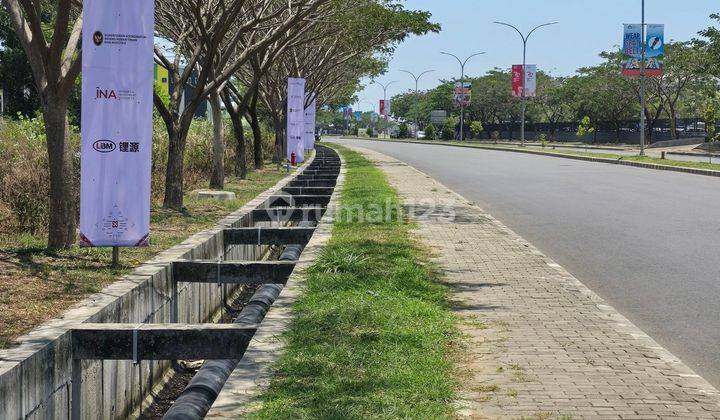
(0, 145, 342, 420)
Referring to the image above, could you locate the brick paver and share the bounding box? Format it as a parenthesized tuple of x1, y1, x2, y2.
(347, 145, 720, 419)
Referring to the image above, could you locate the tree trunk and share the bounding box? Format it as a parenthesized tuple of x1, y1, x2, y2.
(273, 115, 284, 163)
(163, 124, 187, 210)
(43, 98, 77, 249)
(209, 91, 225, 190)
(223, 100, 248, 180)
(234, 117, 247, 179)
(249, 90, 263, 169)
(668, 104, 679, 140)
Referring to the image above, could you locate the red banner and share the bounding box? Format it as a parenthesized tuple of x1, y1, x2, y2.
(512, 65, 523, 98)
(379, 99, 386, 117)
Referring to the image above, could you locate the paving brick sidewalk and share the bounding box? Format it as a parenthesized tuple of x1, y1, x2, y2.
(347, 145, 720, 419)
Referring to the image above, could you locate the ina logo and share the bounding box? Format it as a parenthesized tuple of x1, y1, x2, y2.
(93, 31, 104, 46)
(96, 87, 117, 100)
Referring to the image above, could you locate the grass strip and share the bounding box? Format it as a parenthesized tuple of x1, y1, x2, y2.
(363, 138, 720, 172)
(0, 166, 288, 348)
(254, 145, 458, 419)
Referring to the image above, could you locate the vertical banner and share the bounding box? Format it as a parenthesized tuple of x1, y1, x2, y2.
(512, 65, 537, 97)
(343, 106, 353, 121)
(354, 111, 363, 122)
(524, 65, 537, 97)
(622, 24, 643, 76)
(80, 0, 155, 247)
(304, 98, 317, 150)
(645, 24, 665, 76)
(379, 100, 386, 117)
(622, 24, 664, 76)
(512, 65, 523, 97)
(453, 82, 472, 107)
(287, 77, 306, 163)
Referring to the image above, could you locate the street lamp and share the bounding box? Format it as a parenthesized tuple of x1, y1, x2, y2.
(372, 80, 397, 138)
(440, 52, 485, 141)
(400, 69, 434, 140)
(494, 20, 558, 146)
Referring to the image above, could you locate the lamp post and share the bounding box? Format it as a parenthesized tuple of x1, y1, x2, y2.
(494, 20, 558, 146)
(400, 70, 434, 140)
(440, 52, 484, 141)
(373, 80, 397, 138)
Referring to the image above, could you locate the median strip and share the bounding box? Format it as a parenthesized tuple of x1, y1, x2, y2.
(251, 145, 458, 418)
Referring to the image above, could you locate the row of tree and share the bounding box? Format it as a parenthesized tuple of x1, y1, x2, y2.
(389, 15, 720, 141)
(0, 0, 438, 248)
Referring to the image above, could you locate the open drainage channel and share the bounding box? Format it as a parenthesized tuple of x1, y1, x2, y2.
(69, 145, 341, 420)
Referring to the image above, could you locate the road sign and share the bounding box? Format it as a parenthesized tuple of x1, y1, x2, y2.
(430, 110, 448, 124)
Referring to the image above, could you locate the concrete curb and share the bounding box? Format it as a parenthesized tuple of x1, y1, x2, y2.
(344, 138, 720, 179)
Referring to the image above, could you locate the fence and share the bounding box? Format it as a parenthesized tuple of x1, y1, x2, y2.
(479, 118, 714, 144)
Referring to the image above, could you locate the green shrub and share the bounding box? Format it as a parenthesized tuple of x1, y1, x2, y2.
(398, 123, 409, 138)
(539, 133, 548, 148)
(425, 123, 436, 139)
(469, 121, 484, 139)
(0, 114, 79, 234)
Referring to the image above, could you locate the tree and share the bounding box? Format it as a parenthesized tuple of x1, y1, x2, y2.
(699, 13, 720, 77)
(0, 8, 38, 117)
(532, 73, 572, 139)
(154, 0, 330, 209)
(656, 42, 712, 139)
(568, 58, 637, 142)
(468, 70, 520, 139)
(1, 0, 82, 248)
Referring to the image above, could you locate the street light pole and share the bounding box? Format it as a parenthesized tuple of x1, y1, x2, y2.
(639, 0, 647, 156)
(373, 80, 397, 138)
(440, 52, 484, 141)
(400, 69, 434, 140)
(494, 21, 558, 146)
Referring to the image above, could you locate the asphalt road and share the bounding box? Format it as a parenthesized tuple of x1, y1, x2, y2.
(329, 137, 720, 387)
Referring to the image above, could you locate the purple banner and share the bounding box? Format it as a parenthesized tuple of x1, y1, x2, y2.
(79, 0, 155, 247)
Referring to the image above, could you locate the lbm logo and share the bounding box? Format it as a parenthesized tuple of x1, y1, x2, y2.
(96, 88, 117, 100)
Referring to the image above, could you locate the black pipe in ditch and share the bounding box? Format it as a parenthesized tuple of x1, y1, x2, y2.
(162, 222, 315, 420)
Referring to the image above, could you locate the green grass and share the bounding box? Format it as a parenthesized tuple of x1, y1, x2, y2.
(0, 166, 288, 349)
(254, 145, 458, 419)
(365, 138, 720, 172)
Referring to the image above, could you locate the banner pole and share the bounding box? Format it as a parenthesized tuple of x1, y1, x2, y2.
(112, 246, 120, 267)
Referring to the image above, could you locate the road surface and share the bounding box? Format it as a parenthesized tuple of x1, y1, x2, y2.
(329, 137, 720, 387)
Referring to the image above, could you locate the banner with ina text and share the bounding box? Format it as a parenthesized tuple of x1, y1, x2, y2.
(80, 0, 155, 247)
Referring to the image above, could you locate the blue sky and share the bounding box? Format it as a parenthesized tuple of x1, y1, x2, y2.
(354, 0, 718, 112)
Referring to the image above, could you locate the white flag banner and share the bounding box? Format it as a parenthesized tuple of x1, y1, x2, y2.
(304, 98, 317, 150)
(79, 0, 155, 247)
(287, 78, 306, 163)
(524, 64, 537, 98)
